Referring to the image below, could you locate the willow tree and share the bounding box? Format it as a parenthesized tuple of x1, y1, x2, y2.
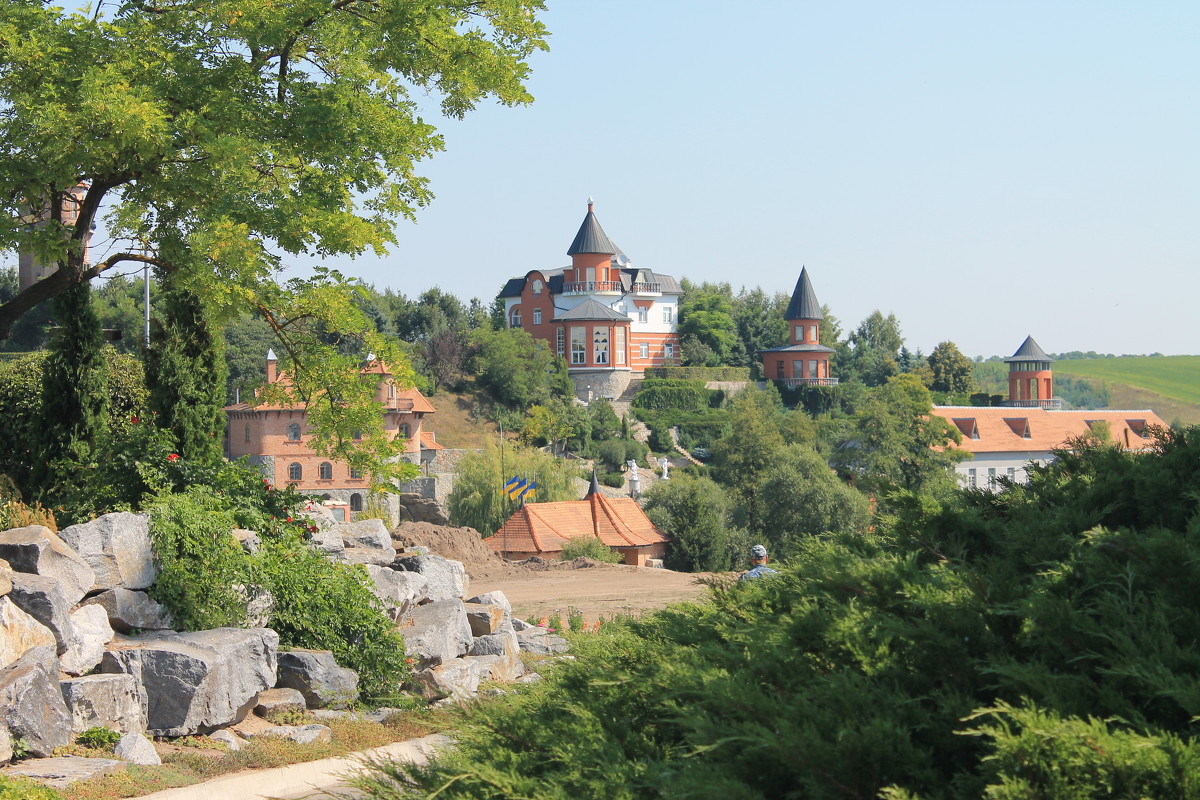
(0, 0, 547, 481)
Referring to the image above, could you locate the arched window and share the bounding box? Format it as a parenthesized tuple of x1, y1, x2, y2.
(511, 307, 522, 328)
(349, 493, 363, 512)
(288, 462, 302, 481)
(319, 462, 333, 480)
(287, 423, 301, 441)
(532, 279, 543, 295)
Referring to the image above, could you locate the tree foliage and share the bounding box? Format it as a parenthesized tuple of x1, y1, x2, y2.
(642, 474, 744, 572)
(447, 440, 579, 536)
(926, 340, 975, 395)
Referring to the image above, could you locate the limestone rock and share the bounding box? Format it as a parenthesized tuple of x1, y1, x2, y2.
(59, 512, 156, 591)
(253, 723, 332, 744)
(101, 628, 278, 737)
(467, 591, 513, 624)
(7, 572, 75, 655)
(114, 731, 161, 766)
(60, 673, 145, 735)
(209, 729, 243, 751)
(0, 646, 71, 756)
(342, 546, 396, 567)
(275, 649, 360, 710)
(516, 628, 570, 655)
(254, 687, 306, 718)
(231, 583, 274, 628)
(468, 628, 524, 681)
(60, 604, 114, 676)
(412, 658, 484, 701)
(5, 756, 126, 789)
(395, 554, 468, 602)
(232, 529, 261, 554)
(335, 519, 393, 551)
(0, 526, 95, 604)
(81, 588, 175, 634)
(463, 602, 505, 637)
(511, 617, 535, 632)
(0, 597, 56, 670)
(0, 725, 11, 766)
(396, 599, 472, 669)
(365, 565, 427, 620)
(0, 558, 13, 597)
(300, 502, 337, 531)
(307, 529, 345, 559)
(469, 652, 524, 684)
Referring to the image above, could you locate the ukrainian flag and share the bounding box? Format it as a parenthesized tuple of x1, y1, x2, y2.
(518, 481, 537, 501)
(504, 476, 527, 499)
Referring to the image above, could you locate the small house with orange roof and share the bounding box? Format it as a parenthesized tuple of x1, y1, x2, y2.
(486, 473, 670, 566)
(224, 350, 441, 520)
(931, 336, 1167, 487)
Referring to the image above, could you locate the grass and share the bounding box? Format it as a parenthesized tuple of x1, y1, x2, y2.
(420, 383, 499, 449)
(62, 708, 460, 800)
(1051, 356, 1200, 406)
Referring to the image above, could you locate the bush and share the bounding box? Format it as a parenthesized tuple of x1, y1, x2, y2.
(558, 536, 620, 564)
(599, 471, 625, 488)
(76, 726, 121, 750)
(0, 776, 60, 800)
(631, 378, 713, 412)
(644, 366, 750, 381)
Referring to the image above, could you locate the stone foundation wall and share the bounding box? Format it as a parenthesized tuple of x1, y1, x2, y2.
(569, 370, 633, 402)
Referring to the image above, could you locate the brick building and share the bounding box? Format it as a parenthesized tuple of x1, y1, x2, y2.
(759, 267, 838, 386)
(224, 350, 440, 516)
(499, 201, 683, 399)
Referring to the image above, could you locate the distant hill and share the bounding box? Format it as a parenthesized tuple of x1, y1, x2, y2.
(975, 356, 1200, 426)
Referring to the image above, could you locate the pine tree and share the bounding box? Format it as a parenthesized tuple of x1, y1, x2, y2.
(145, 277, 227, 462)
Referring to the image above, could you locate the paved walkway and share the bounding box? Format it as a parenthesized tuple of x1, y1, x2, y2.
(135, 733, 450, 800)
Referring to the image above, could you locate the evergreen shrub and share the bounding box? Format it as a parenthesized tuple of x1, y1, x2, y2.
(557, 536, 620, 564)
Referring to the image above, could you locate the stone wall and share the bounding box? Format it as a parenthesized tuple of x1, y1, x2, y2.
(569, 370, 633, 402)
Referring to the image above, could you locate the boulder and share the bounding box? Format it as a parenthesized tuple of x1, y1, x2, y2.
(7, 572, 75, 655)
(0, 596, 57, 669)
(5, 756, 126, 789)
(468, 628, 524, 681)
(0, 558, 13, 597)
(412, 658, 484, 701)
(114, 732, 161, 766)
(516, 628, 570, 655)
(0, 725, 10, 766)
(463, 602, 505, 637)
(395, 554, 468, 602)
(396, 599, 472, 668)
(365, 565, 428, 620)
(469, 652, 524, 684)
(100, 628, 278, 737)
(60, 673, 145, 735)
(467, 591, 513, 625)
(335, 519, 393, 551)
(254, 687, 306, 718)
(300, 503, 337, 531)
(0, 526, 95, 604)
(231, 583, 274, 628)
(60, 604, 114, 676)
(0, 646, 72, 756)
(511, 617, 535, 632)
(253, 723, 332, 744)
(307, 529, 345, 559)
(232, 529, 261, 554)
(342, 547, 397, 567)
(209, 729, 243, 751)
(275, 649, 360, 710)
(81, 587, 175, 634)
(58, 512, 156, 591)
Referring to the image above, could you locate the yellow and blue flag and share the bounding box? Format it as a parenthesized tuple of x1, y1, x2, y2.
(518, 481, 537, 501)
(504, 475, 527, 499)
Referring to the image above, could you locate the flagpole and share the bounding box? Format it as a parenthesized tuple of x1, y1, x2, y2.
(499, 420, 506, 561)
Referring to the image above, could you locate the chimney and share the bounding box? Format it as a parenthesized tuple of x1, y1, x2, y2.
(266, 348, 277, 384)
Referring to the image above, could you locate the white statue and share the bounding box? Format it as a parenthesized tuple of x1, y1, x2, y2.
(659, 457, 670, 480)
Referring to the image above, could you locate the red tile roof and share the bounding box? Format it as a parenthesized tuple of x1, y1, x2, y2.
(931, 407, 1168, 454)
(486, 493, 669, 556)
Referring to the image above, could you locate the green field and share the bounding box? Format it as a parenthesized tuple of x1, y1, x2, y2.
(1051, 356, 1200, 405)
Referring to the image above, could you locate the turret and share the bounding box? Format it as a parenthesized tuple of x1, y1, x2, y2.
(1005, 336, 1054, 407)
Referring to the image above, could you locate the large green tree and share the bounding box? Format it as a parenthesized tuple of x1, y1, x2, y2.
(0, 0, 547, 475)
(927, 339, 975, 395)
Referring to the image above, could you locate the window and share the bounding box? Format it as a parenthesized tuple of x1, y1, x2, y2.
(810, 324, 818, 342)
(662, 306, 673, 324)
(594, 327, 609, 364)
(1007, 467, 1016, 481)
(556, 328, 565, 356)
(532, 279, 543, 295)
(349, 493, 363, 512)
(967, 468, 977, 488)
(244, 424, 251, 443)
(638, 306, 648, 323)
(776, 360, 784, 378)
(318, 462, 333, 479)
(615, 327, 626, 365)
(664, 342, 674, 360)
(511, 307, 521, 328)
(808, 359, 818, 377)
(288, 462, 302, 481)
(533, 308, 542, 325)
(570, 327, 586, 365)
(399, 423, 410, 438)
(352, 430, 362, 440)
(350, 466, 363, 480)
(287, 423, 301, 441)
(987, 468, 996, 489)
(640, 342, 649, 359)
(795, 324, 804, 342)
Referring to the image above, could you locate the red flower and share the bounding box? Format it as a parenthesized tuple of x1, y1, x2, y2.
(286, 516, 293, 523)
(130, 416, 139, 424)
(167, 453, 179, 462)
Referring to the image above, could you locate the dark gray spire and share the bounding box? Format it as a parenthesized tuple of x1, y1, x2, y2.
(587, 469, 601, 497)
(1005, 335, 1053, 363)
(784, 267, 823, 321)
(566, 201, 623, 256)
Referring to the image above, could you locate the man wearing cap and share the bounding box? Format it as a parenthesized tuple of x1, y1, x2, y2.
(740, 544, 779, 581)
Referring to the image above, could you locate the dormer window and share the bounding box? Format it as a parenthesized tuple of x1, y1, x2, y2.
(532, 279, 543, 295)
(951, 418, 979, 440)
(1003, 418, 1031, 439)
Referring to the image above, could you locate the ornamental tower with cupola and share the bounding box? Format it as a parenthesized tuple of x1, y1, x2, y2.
(499, 200, 683, 399)
(759, 267, 837, 385)
(1004, 335, 1057, 408)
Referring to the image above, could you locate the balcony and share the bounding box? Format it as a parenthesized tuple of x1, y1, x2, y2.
(630, 281, 661, 294)
(1003, 398, 1064, 409)
(562, 280, 623, 294)
(779, 377, 839, 388)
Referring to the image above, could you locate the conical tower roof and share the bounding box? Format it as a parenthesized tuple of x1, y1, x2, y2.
(566, 201, 623, 256)
(1005, 335, 1053, 364)
(587, 469, 602, 497)
(784, 267, 823, 320)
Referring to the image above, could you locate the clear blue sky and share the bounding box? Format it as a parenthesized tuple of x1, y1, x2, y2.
(37, 2, 1200, 358)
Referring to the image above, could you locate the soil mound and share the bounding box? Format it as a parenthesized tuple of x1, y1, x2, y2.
(392, 521, 520, 580)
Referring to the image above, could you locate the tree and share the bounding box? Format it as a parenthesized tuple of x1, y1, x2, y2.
(927, 340, 975, 395)
(0, 0, 547, 474)
(732, 286, 789, 373)
(755, 445, 871, 558)
(447, 440, 579, 536)
(470, 327, 565, 412)
(643, 474, 743, 572)
(843, 310, 905, 386)
(678, 283, 739, 366)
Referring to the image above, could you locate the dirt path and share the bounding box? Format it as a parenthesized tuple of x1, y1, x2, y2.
(471, 562, 713, 623)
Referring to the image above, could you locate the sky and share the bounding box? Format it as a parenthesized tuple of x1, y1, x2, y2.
(27, 1, 1200, 359)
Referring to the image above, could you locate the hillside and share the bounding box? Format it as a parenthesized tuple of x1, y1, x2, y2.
(422, 385, 498, 449)
(976, 355, 1200, 426)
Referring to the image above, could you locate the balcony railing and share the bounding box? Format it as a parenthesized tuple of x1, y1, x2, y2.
(1003, 398, 1064, 409)
(631, 282, 661, 293)
(779, 377, 840, 387)
(562, 280, 623, 293)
